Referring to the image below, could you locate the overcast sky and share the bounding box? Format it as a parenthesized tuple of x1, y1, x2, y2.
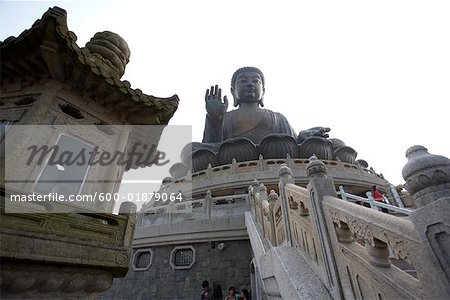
(1, 0, 449, 186)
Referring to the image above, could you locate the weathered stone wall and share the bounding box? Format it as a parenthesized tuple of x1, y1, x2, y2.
(100, 240, 252, 300)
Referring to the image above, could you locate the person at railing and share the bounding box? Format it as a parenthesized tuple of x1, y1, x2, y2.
(201, 280, 212, 300)
(239, 288, 250, 300)
(373, 185, 389, 213)
(210, 283, 223, 300)
(224, 286, 239, 300)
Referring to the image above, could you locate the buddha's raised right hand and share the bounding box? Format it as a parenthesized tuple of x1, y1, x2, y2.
(205, 84, 228, 122)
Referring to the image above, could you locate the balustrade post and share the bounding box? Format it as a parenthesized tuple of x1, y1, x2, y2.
(338, 186, 347, 201)
(167, 201, 174, 223)
(389, 183, 404, 208)
(278, 164, 295, 247)
(306, 155, 343, 299)
(204, 190, 212, 219)
(334, 221, 353, 243)
(250, 179, 259, 218)
(119, 202, 137, 247)
(268, 190, 278, 246)
(258, 183, 268, 236)
(402, 145, 450, 299)
(365, 239, 391, 267)
(365, 191, 379, 210)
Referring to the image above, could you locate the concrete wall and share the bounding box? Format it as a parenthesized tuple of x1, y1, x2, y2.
(100, 240, 252, 300)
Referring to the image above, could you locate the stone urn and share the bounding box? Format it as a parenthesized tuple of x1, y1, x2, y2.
(299, 137, 333, 160)
(333, 146, 358, 164)
(259, 134, 298, 159)
(218, 137, 258, 165)
(402, 145, 450, 207)
(191, 149, 219, 172)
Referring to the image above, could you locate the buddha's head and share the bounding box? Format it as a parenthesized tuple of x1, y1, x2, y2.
(231, 67, 265, 107)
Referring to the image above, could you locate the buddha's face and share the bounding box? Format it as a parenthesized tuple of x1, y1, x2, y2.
(232, 71, 265, 105)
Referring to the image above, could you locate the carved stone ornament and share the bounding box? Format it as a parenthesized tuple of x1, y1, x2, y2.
(402, 145, 450, 207)
(384, 232, 413, 265)
(289, 197, 299, 209)
(0, 263, 113, 295)
(299, 136, 333, 160)
(218, 137, 258, 164)
(259, 133, 298, 159)
(329, 138, 346, 151)
(191, 148, 219, 172)
(329, 209, 341, 225)
(333, 145, 358, 164)
(85, 31, 130, 78)
(306, 155, 327, 178)
(345, 216, 374, 246)
(278, 163, 293, 178)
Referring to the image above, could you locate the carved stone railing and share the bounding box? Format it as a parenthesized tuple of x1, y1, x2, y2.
(323, 196, 420, 299)
(0, 191, 137, 298)
(337, 185, 413, 215)
(139, 193, 248, 226)
(172, 156, 387, 196)
(247, 148, 450, 299)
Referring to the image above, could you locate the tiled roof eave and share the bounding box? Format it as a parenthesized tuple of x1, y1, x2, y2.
(1, 6, 179, 125)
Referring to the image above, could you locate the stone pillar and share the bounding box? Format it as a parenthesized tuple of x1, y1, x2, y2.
(306, 156, 343, 299)
(250, 179, 260, 217)
(119, 201, 137, 247)
(278, 164, 295, 247)
(258, 183, 268, 235)
(204, 190, 212, 219)
(402, 145, 450, 299)
(268, 190, 279, 245)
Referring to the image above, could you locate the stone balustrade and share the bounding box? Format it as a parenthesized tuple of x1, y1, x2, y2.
(0, 192, 137, 298)
(139, 193, 248, 227)
(247, 148, 450, 299)
(170, 156, 387, 197)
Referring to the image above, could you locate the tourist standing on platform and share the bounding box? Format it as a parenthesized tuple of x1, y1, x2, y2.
(240, 288, 250, 299)
(201, 280, 211, 300)
(210, 283, 223, 300)
(372, 186, 388, 213)
(224, 286, 239, 300)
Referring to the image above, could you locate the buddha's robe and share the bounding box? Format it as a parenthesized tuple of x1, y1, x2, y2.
(202, 108, 296, 145)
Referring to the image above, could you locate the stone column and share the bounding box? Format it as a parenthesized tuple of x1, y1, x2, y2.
(402, 145, 450, 299)
(119, 201, 137, 247)
(258, 183, 268, 235)
(204, 190, 212, 219)
(306, 155, 343, 299)
(268, 190, 279, 246)
(278, 164, 295, 247)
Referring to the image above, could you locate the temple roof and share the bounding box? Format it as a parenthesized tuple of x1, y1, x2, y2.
(0, 6, 178, 125)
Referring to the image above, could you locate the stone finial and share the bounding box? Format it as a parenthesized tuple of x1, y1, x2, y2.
(306, 155, 327, 178)
(279, 163, 292, 178)
(402, 145, 450, 207)
(258, 183, 267, 193)
(268, 190, 278, 202)
(85, 31, 130, 78)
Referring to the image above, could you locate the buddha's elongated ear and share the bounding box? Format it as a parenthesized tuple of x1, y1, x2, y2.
(259, 87, 265, 107)
(231, 87, 239, 107)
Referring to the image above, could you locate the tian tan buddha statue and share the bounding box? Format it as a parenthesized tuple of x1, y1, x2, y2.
(178, 66, 357, 173)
